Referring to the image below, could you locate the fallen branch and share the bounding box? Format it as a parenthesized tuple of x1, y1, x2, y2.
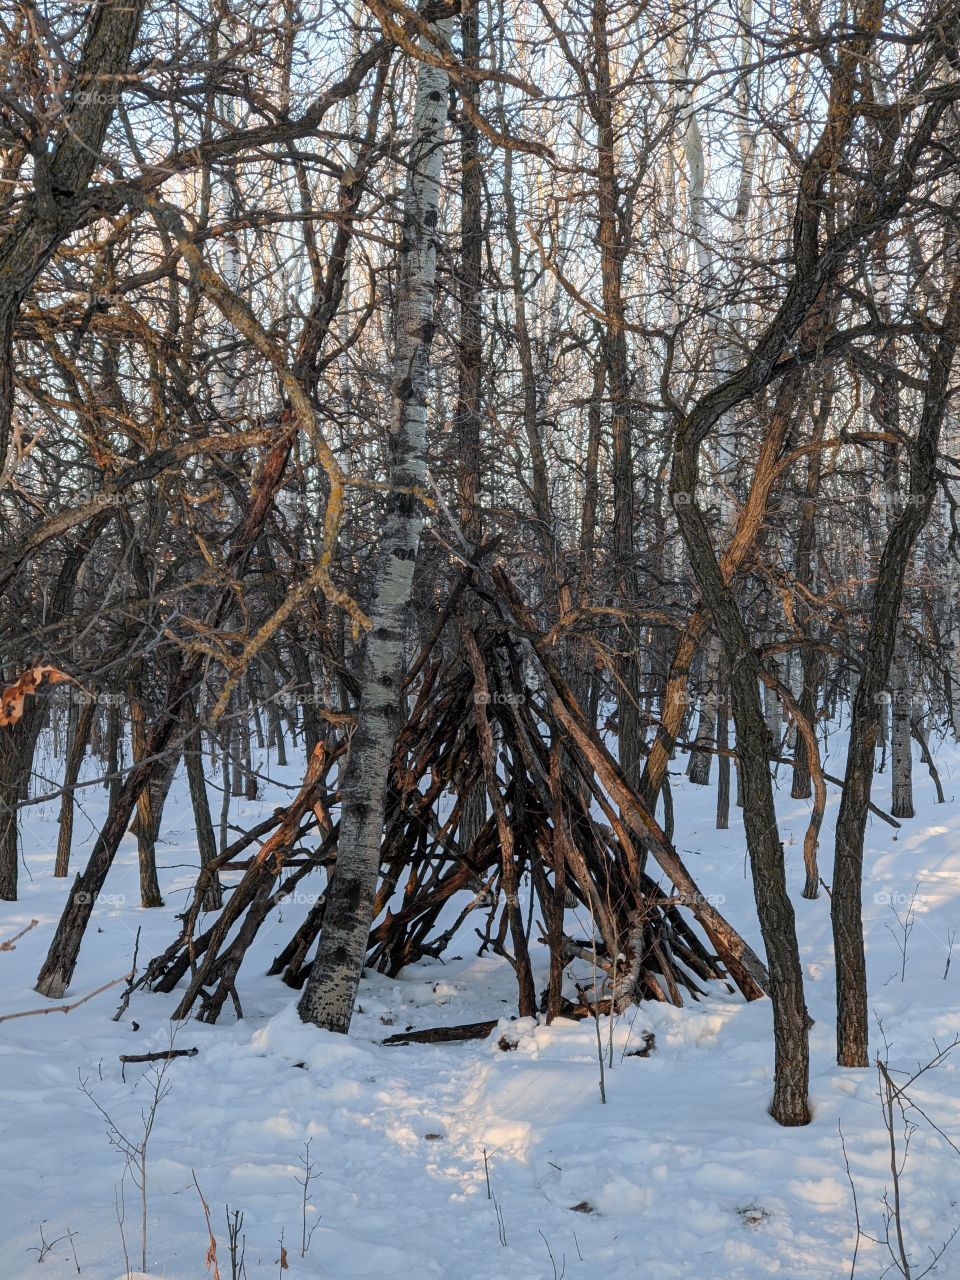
(0, 918, 39, 951)
(381, 1019, 499, 1045)
(0, 971, 131, 1024)
(112, 926, 142, 1022)
(120, 1047, 198, 1065)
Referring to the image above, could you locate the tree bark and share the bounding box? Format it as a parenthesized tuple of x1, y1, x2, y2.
(890, 635, 914, 819)
(0, 706, 42, 899)
(688, 639, 721, 786)
(54, 698, 95, 878)
(833, 273, 960, 1067)
(182, 699, 222, 911)
(130, 697, 165, 908)
(672, 443, 811, 1126)
(298, 18, 451, 1033)
(590, 0, 643, 796)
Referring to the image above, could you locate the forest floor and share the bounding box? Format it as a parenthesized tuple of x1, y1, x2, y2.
(1, 728, 959, 1279)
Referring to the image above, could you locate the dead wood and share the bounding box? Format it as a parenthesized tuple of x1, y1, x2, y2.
(146, 575, 772, 1027)
(381, 1019, 499, 1045)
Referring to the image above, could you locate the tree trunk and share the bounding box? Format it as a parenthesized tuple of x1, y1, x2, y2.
(672, 445, 810, 1126)
(0, 708, 41, 899)
(54, 698, 96, 878)
(455, 0, 483, 551)
(591, 0, 643, 799)
(763, 664, 782, 747)
(833, 274, 960, 1068)
(130, 697, 164, 908)
(453, 0, 488, 865)
(298, 19, 451, 1033)
(639, 368, 803, 816)
(462, 628, 537, 1016)
(716, 677, 730, 831)
(890, 634, 914, 818)
(184, 701, 222, 911)
(791, 373, 830, 798)
(688, 639, 720, 785)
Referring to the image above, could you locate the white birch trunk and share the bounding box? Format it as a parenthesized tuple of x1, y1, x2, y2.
(213, 81, 243, 417)
(785, 651, 799, 750)
(764, 659, 782, 744)
(298, 24, 452, 1032)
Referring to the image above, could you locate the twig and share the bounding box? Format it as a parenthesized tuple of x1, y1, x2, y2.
(113, 927, 142, 1021)
(27, 1223, 68, 1264)
(0, 918, 38, 950)
(839, 1122, 862, 1279)
(878, 1059, 913, 1278)
(66, 1226, 81, 1275)
(539, 1229, 565, 1280)
(0, 971, 131, 1024)
(225, 1206, 246, 1280)
(115, 1184, 131, 1280)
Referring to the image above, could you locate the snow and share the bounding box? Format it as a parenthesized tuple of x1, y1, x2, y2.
(2, 733, 960, 1278)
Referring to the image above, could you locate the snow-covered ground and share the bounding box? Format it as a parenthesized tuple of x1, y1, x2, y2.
(2, 728, 959, 1279)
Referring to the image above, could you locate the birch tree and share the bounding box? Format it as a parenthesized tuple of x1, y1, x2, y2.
(298, 15, 453, 1033)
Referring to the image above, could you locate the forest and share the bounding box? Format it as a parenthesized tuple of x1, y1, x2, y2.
(1, 0, 960, 1275)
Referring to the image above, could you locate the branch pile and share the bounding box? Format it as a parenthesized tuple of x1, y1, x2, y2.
(142, 587, 768, 1023)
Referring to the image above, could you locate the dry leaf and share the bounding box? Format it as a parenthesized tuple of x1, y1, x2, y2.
(0, 666, 75, 726)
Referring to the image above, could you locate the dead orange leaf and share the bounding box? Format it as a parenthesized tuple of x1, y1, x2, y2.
(0, 666, 75, 727)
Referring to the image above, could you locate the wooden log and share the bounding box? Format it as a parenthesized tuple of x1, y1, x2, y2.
(381, 1019, 498, 1045)
(119, 1048, 198, 1064)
